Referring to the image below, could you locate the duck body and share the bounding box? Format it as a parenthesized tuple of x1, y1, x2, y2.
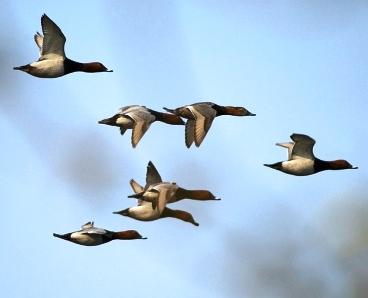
(99, 105, 184, 147)
(163, 102, 255, 147)
(53, 222, 145, 246)
(264, 133, 358, 176)
(14, 14, 112, 78)
(114, 161, 218, 226)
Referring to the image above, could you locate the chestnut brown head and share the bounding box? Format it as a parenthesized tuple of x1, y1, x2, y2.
(226, 106, 256, 116)
(329, 159, 358, 170)
(83, 62, 113, 73)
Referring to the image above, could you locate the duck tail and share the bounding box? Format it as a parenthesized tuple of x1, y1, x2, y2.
(53, 233, 69, 240)
(13, 64, 31, 72)
(264, 162, 283, 170)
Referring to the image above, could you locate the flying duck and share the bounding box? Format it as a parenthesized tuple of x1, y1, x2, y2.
(98, 105, 184, 148)
(53, 222, 146, 246)
(264, 133, 358, 176)
(14, 14, 112, 78)
(127, 161, 220, 209)
(163, 102, 255, 147)
(113, 178, 200, 226)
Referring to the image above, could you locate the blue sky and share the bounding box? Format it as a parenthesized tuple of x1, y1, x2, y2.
(1, 1, 368, 297)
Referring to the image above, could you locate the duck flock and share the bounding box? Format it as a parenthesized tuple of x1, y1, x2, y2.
(14, 14, 358, 246)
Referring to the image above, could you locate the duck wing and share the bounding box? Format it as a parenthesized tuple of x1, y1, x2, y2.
(39, 14, 66, 59)
(34, 32, 43, 56)
(118, 105, 140, 115)
(276, 142, 295, 160)
(130, 179, 144, 193)
(81, 221, 94, 230)
(155, 187, 170, 214)
(289, 133, 316, 160)
(125, 110, 154, 148)
(188, 104, 217, 147)
(129, 179, 150, 206)
(145, 161, 162, 187)
(185, 119, 195, 148)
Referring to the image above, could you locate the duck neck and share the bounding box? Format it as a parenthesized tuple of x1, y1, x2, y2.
(314, 158, 338, 173)
(64, 58, 84, 73)
(149, 109, 184, 125)
(212, 105, 236, 116)
(64, 59, 103, 73)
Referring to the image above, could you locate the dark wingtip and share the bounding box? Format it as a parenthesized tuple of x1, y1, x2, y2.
(264, 164, 272, 168)
(105, 69, 113, 72)
(352, 166, 358, 169)
(193, 222, 199, 226)
(140, 237, 148, 240)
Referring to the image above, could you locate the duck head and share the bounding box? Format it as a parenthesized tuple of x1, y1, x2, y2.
(225, 106, 256, 116)
(329, 159, 358, 170)
(83, 62, 113, 73)
(113, 230, 147, 240)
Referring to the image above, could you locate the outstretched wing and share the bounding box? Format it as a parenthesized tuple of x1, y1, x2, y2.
(125, 109, 154, 148)
(145, 161, 162, 188)
(34, 32, 43, 55)
(289, 133, 316, 160)
(188, 104, 217, 147)
(276, 142, 295, 160)
(130, 179, 144, 193)
(40, 14, 66, 59)
(81, 221, 94, 230)
(185, 119, 195, 148)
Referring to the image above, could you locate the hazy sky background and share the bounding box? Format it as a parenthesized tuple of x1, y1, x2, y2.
(1, 1, 368, 297)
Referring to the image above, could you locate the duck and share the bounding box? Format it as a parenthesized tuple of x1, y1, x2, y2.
(113, 178, 200, 226)
(264, 133, 358, 176)
(163, 102, 255, 147)
(98, 105, 184, 148)
(13, 14, 112, 78)
(127, 161, 220, 209)
(53, 222, 146, 246)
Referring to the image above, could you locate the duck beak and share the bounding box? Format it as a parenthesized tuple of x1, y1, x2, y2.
(105, 69, 113, 72)
(248, 112, 256, 116)
(352, 166, 358, 169)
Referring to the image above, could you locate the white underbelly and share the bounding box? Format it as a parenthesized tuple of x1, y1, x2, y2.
(116, 117, 134, 127)
(30, 59, 65, 78)
(132, 206, 161, 221)
(71, 233, 103, 246)
(281, 159, 315, 176)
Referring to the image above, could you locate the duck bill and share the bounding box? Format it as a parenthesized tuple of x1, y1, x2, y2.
(248, 112, 256, 116)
